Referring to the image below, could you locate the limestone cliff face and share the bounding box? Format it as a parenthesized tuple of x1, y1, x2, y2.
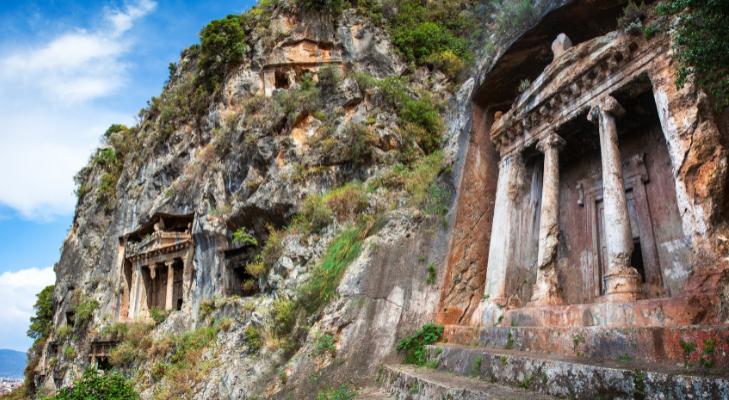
(30, 1, 578, 398)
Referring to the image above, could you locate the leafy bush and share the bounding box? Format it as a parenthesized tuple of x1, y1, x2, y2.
(298, 225, 365, 314)
(316, 385, 357, 400)
(43, 368, 138, 400)
(491, 0, 539, 37)
(28, 286, 54, 343)
(244, 225, 284, 280)
(295, 194, 333, 233)
(245, 325, 263, 352)
(373, 151, 445, 208)
(150, 308, 170, 325)
(381, 0, 475, 78)
(392, 21, 469, 66)
(315, 333, 337, 356)
(232, 228, 258, 247)
(658, 0, 729, 108)
(109, 322, 154, 367)
(323, 182, 368, 222)
(198, 14, 246, 90)
(618, 1, 647, 30)
(93, 148, 117, 168)
(271, 297, 297, 337)
(75, 298, 99, 326)
(62, 345, 76, 360)
(295, 0, 347, 14)
(365, 76, 443, 157)
(342, 123, 377, 165)
(273, 73, 322, 126)
(396, 323, 444, 365)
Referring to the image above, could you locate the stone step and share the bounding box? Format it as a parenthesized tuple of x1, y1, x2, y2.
(355, 387, 395, 399)
(426, 343, 729, 399)
(379, 364, 556, 400)
(443, 324, 729, 368)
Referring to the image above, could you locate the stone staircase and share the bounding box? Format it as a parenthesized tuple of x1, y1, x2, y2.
(377, 324, 729, 399)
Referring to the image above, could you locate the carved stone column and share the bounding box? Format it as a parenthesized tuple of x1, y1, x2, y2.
(483, 153, 524, 307)
(165, 261, 175, 311)
(588, 96, 641, 301)
(530, 132, 566, 306)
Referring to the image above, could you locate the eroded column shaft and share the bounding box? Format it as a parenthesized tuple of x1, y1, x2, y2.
(165, 261, 175, 311)
(530, 132, 565, 305)
(589, 96, 641, 301)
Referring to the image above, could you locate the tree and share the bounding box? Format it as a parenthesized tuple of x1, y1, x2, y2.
(43, 368, 139, 400)
(27, 285, 54, 342)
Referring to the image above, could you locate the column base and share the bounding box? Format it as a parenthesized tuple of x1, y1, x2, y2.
(602, 266, 642, 302)
(528, 283, 565, 307)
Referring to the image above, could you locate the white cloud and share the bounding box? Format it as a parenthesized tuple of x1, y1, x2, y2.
(0, 267, 55, 352)
(0, 0, 156, 220)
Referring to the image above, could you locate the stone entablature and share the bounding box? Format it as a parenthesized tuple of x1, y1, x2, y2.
(125, 231, 192, 263)
(490, 32, 665, 157)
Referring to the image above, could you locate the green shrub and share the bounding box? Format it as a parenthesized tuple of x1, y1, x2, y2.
(232, 228, 258, 247)
(323, 182, 368, 222)
(365, 76, 443, 156)
(271, 297, 297, 337)
(199, 14, 246, 90)
(56, 325, 72, 342)
(75, 298, 99, 326)
(273, 73, 321, 126)
(62, 345, 76, 360)
(150, 308, 170, 325)
(43, 368, 138, 400)
(28, 286, 54, 343)
(244, 225, 284, 280)
(295, 0, 346, 14)
(295, 194, 333, 233)
(491, 0, 539, 37)
(426, 263, 437, 285)
(245, 325, 263, 352)
(316, 385, 357, 400)
(392, 21, 469, 66)
(396, 323, 444, 365)
(297, 226, 365, 314)
(658, 0, 729, 108)
(342, 123, 377, 165)
(93, 148, 117, 168)
(617, 1, 647, 30)
(315, 332, 337, 356)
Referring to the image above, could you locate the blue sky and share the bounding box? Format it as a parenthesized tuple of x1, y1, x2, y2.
(0, 0, 256, 352)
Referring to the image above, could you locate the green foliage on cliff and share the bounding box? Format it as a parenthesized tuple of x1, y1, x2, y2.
(199, 14, 247, 90)
(295, 0, 347, 14)
(232, 228, 259, 247)
(298, 225, 365, 314)
(361, 0, 478, 79)
(658, 0, 729, 108)
(396, 323, 444, 365)
(28, 285, 55, 343)
(43, 368, 139, 400)
(356, 74, 444, 158)
(315, 384, 357, 400)
(75, 297, 99, 326)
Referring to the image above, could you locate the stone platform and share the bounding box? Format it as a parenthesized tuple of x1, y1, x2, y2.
(420, 344, 729, 399)
(443, 324, 729, 368)
(378, 364, 556, 400)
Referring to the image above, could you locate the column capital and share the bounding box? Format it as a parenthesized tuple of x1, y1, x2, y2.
(536, 131, 566, 153)
(588, 95, 625, 123)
